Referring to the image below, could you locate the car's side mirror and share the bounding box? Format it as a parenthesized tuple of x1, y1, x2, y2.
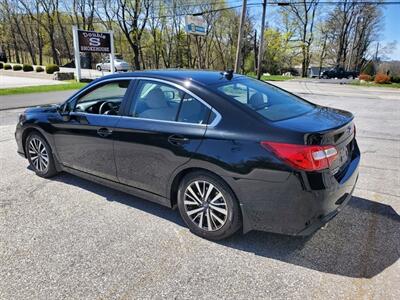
(58, 104, 71, 121)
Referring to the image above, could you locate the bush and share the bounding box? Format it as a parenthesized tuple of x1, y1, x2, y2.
(390, 76, 400, 83)
(374, 73, 391, 84)
(23, 64, 34, 72)
(362, 61, 375, 76)
(4, 63, 11, 70)
(35, 66, 44, 73)
(0, 62, 3, 69)
(12, 64, 22, 71)
(45, 64, 60, 74)
(359, 73, 372, 81)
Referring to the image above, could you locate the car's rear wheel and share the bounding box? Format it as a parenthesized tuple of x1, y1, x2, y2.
(177, 171, 241, 240)
(26, 132, 58, 178)
(96, 65, 102, 71)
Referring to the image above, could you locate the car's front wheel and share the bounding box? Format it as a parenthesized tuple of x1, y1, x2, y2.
(96, 65, 102, 71)
(26, 132, 58, 178)
(177, 171, 241, 240)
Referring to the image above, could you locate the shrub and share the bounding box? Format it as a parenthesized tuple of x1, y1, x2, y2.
(45, 64, 60, 74)
(0, 62, 3, 69)
(359, 73, 371, 81)
(23, 64, 34, 72)
(390, 76, 400, 83)
(4, 63, 11, 70)
(374, 73, 391, 84)
(362, 61, 375, 75)
(12, 64, 22, 71)
(35, 66, 44, 73)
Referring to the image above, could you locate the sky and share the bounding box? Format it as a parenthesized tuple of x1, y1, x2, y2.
(381, 4, 400, 60)
(240, 0, 400, 61)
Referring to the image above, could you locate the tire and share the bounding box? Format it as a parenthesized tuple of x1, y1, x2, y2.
(322, 75, 328, 79)
(177, 171, 241, 240)
(96, 65, 102, 71)
(26, 132, 58, 178)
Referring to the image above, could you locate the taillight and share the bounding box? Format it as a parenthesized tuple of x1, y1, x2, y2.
(261, 142, 338, 171)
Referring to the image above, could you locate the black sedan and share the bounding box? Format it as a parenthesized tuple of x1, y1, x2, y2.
(15, 70, 360, 240)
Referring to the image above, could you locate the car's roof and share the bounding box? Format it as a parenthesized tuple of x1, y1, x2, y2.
(101, 69, 245, 86)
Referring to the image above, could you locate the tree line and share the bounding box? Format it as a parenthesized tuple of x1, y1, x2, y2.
(0, 0, 387, 77)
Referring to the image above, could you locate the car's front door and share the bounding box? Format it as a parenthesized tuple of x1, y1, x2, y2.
(113, 79, 217, 197)
(52, 79, 132, 181)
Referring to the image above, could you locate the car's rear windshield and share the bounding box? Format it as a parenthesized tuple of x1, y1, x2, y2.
(213, 77, 314, 121)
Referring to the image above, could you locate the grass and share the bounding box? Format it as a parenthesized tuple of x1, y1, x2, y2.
(0, 81, 87, 96)
(261, 75, 295, 81)
(246, 73, 295, 81)
(350, 80, 400, 89)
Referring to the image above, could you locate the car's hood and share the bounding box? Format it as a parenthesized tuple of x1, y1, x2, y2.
(273, 106, 354, 133)
(25, 104, 59, 114)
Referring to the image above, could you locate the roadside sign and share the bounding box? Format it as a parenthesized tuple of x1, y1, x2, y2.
(185, 15, 207, 36)
(77, 29, 111, 53)
(72, 26, 115, 82)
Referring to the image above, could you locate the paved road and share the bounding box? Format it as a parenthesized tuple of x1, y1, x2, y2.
(0, 82, 399, 299)
(0, 74, 67, 89)
(0, 90, 77, 110)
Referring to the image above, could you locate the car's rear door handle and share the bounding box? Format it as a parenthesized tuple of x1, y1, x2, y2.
(168, 135, 189, 145)
(97, 127, 113, 137)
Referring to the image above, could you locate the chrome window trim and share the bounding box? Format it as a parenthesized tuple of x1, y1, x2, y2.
(130, 77, 222, 127)
(67, 76, 222, 127)
(68, 77, 134, 104)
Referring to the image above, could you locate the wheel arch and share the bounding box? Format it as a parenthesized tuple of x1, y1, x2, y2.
(21, 127, 44, 157)
(21, 126, 61, 172)
(168, 166, 239, 210)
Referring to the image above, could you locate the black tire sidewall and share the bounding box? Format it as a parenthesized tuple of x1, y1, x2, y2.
(26, 133, 57, 178)
(177, 171, 241, 240)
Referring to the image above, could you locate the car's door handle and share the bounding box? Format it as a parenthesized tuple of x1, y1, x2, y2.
(168, 135, 189, 145)
(97, 127, 113, 137)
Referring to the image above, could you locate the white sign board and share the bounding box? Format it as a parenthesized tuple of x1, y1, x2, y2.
(185, 15, 206, 36)
(72, 26, 115, 82)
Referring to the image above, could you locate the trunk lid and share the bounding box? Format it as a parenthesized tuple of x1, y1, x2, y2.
(274, 106, 356, 175)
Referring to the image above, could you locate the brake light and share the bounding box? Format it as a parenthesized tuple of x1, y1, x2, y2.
(261, 142, 338, 171)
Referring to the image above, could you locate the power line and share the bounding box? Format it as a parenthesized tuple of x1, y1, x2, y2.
(271, 1, 400, 5)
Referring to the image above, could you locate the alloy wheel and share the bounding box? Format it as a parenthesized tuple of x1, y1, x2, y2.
(183, 180, 228, 231)
(28, 137, 49, 172)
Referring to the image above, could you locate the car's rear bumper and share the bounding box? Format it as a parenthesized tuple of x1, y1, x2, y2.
(235, 141, 360, 236)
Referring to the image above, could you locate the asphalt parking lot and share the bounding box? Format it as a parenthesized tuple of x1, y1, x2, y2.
(0, 81, 399, 299)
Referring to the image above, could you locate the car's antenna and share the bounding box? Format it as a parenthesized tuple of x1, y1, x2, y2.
(220, 69, 234, 80)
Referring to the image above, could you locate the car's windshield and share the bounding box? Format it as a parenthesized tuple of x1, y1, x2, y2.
(213, 77, 314, 121)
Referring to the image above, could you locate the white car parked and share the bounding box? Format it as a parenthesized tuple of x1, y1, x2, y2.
(96, 59, 130, 72)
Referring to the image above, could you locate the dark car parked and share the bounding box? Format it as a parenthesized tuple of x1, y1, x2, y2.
(322, 67, 359, 79)
(15, 70, 360, 240)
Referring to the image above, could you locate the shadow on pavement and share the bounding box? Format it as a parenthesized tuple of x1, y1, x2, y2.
(53, 172, 399, 279)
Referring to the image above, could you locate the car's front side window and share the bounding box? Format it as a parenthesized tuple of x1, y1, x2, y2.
(130, 80, 212, 125)
(74, 80, 131, 115)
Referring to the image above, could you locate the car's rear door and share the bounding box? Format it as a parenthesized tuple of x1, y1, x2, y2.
(52, 79, 132, 181)
(113, 78, 218, 197)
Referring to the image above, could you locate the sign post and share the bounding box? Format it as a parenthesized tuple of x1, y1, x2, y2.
(72, 27, 114, 81)
(109, 30, 115, 74)
(72, 26, 82, 82)
(185, 15, 206, 68)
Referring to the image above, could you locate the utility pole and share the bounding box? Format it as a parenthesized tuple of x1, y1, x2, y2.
(234, 0, 247, 73)
(257, 0, 267, 80)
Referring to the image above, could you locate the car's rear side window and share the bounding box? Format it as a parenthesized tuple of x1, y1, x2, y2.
(130, 80, 213, 125)
(214, 78, 314, 121)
